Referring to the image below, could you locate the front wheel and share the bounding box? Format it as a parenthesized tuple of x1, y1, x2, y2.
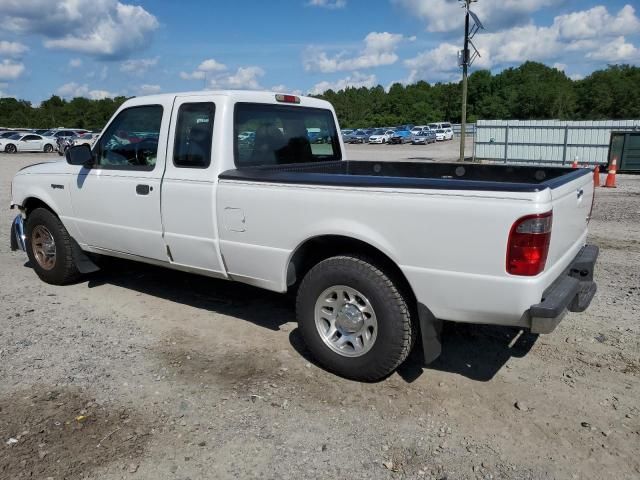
(296, 255, 415, 381)
(25, 208, 80, 285)
(5, 144, 16, 153)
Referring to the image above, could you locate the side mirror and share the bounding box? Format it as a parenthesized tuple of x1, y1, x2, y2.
(66, 144, 94, 167)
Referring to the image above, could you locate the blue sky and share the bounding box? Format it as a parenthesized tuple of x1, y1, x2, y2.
(1, 0, 639, 103)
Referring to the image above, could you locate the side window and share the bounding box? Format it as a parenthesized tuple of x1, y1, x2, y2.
(95, 105, 163, 170)
(173, 102, 215, 168)
(22, 135, 38, 141)
(234, 103, 341, 167)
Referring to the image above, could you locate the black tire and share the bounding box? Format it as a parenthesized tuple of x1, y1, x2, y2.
(5, 144, 16, 153)
(43, 144, 53, 153)
(25, 208, 81, 285)
(296, 255, 415, 381)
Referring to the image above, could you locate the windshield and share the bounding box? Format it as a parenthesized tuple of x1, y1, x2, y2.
(234, 103, 341, 167)
(372, 129, 385, 135)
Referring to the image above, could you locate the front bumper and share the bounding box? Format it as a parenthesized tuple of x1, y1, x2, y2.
(529, 245, 598, 334)
(10, 214, 27, 252)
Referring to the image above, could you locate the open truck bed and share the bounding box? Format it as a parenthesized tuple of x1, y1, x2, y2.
(219, 161, 592, 192)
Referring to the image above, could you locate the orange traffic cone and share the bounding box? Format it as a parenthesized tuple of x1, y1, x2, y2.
(593, 165, 600, 187)
(571, 156, 579, 168)
(603, 157, 617, 188)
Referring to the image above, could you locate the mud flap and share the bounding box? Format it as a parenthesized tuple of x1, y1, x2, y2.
(70, 238, 100, 274)
(418, 303, 443, 365)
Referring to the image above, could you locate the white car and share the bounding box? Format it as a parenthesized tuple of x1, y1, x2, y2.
(368, 129, 394, 144)
(72, 133, 100, 148)
(10, 90, 598, 381)
(443, 128, 454, 140)
(0, 133, 56, 153)
(434, 129, 446, 141)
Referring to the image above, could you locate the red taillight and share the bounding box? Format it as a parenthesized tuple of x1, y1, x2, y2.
(275, 94, 300, 104)
(506, 211, 553, 276)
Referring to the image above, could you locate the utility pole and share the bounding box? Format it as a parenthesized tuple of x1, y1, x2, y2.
(459, 0, 470, 162)
(458, 0, 483, 162)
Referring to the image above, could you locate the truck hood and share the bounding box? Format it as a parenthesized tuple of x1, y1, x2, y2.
(15, 159, 69, 176)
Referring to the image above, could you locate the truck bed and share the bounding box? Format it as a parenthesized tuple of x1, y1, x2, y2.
(219, 161, 592, 192)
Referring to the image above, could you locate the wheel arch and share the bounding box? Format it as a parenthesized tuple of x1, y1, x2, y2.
(21, 196, 60, 217)
(286, 234, 417, 307)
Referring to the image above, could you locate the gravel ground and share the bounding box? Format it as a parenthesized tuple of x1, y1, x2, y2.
(346, 137, 474, 162)
(1, 150, 639, 480)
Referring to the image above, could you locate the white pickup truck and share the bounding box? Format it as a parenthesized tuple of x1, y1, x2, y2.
(10, 90, 598, 381)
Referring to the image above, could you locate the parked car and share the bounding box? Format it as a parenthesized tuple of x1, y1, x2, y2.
(72, 133, 100, 148)
(34, 129, 51, 136)
(0, 133, 56, 153)
(389, 129, 412, 144)
(10, 90, 598, 382)
(434, 129, 447, 141)
(0, 131, 28, 139)
(348, 129, 370, 144)
(410, 126, 428, 137)
(443, 128, 454, 140)
(368, 129, 393, 144)
(411, 128, 436, 145)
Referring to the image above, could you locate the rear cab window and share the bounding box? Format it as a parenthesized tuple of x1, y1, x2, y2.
(234, 103, 341, 167)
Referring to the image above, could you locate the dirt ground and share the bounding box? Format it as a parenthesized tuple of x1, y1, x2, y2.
(1, 149, 638, 480)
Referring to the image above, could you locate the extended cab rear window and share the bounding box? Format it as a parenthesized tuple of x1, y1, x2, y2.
(234, 103, 341, 167)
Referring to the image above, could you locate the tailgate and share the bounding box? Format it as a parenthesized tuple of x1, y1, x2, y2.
(546, 171, 595, 270)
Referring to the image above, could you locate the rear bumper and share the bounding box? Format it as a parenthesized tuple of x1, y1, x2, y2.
(529, 245, 599, 334)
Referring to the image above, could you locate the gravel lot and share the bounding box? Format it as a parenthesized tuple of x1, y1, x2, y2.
(1, 148, 639, 480)
(346, 137, 474, 162)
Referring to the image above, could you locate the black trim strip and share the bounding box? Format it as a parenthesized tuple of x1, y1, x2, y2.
(218, 161, 592, 193)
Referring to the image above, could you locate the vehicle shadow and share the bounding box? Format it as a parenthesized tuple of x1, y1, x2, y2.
(74, 258, 537, 383)
(289, 321, 538, 384)
(399, 322, 539, 383)
(84, 258, 294, 331)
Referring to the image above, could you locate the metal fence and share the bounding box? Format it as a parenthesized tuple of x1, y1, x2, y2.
(474, 120, 640, 166)
(452, 123, 476, 137)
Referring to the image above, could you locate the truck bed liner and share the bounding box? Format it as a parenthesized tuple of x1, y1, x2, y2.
(219, 161, 591, 192)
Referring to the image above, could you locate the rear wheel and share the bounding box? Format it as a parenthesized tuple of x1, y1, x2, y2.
(25, 208, 80, 285)
(296, 255, 415, 381)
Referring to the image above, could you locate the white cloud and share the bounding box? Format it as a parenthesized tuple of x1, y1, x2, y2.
(586, 36, 639, 62)
(555, 5, 640, 40)
(0, 60, 25, 80)
(180, 58, 227, 80)
(403, 4, 640, 83)
(56, 81, 116, 99)
(309, 72, 377, 95)
(2, 0, 158, 60)
(120, 57, 158, 74)
(404, 43, 463, 83)
(304, 32, 412, 73)
(198, 59, 227, 72)
(393, 0, 563, 33)
(137, 84, 162, 95)
(553, 63, 567, 72)
(180, 70, 206, 81)
(209, 66, 265, 90)
(0, 40, 28, 57)
(307, 0, 346, 9)
(69, 58, 82, 67)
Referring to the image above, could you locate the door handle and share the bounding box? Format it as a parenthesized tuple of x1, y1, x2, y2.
(136, 184, 151, 195)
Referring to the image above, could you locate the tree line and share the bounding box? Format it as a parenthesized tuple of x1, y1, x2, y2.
(0, 62, 638, 131)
